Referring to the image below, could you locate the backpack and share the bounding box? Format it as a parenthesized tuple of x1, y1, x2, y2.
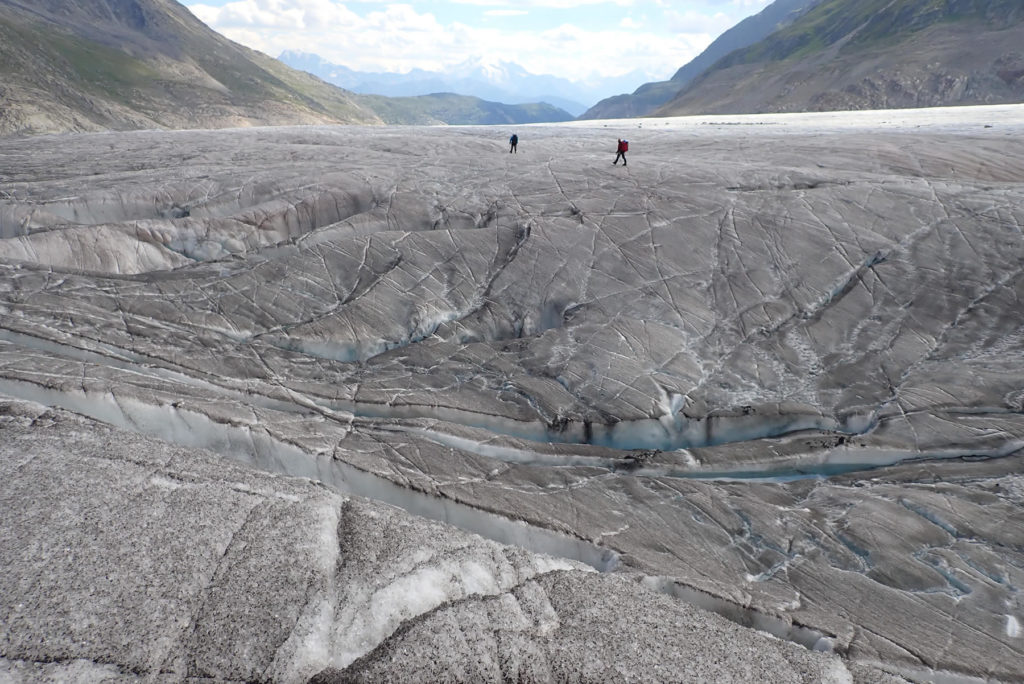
(622, 140, 629, 152)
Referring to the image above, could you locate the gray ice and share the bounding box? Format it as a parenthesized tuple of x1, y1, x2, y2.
(1, 104, 1024, 682)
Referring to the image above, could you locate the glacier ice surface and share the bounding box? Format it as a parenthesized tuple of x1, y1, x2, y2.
(2, 105, 1024, 681)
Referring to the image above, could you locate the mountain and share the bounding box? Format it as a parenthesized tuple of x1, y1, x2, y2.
(580, 0, 826, 120)
(356, 92, 574, 126)
(656, 0, 1024, 115)
(0, 0, 383, 135)
(279, 51, 647, 117)
(278, 52, 575, 124)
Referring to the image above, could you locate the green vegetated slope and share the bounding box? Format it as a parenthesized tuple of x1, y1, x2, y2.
(656, 0, 1024, 115)
(0, 0, 384, 135)
(357, 93, 574, 126)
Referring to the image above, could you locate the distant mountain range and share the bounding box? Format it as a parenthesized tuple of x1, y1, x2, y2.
(0, 0, 575, 136)
(580, 0, 826, 120)
(656, 0, 1024, 115)
(278, 51, 649, 117)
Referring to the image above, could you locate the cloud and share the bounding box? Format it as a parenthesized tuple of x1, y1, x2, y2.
(664, 9, 736, 35)
(188, 0, 360, 29)
(484, 9, 529, 16)
(185, 0, 717, 81)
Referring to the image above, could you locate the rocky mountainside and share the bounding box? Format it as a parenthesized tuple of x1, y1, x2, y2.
(0, 0, 383, 135)
(657, 0, 1024, 115)
(580, 0, 825, 120)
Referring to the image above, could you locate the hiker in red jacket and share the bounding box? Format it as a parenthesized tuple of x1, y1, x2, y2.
(614, 138, 628, 166)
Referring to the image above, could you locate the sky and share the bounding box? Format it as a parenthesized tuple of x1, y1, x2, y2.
(184, 0, 774, 83)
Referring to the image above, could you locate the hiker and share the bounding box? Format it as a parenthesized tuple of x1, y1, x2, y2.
(509, 133, 518, 153)
(613, 138, 628, 166)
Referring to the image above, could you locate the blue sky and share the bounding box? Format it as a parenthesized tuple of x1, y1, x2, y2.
(185, 0, 773, 83)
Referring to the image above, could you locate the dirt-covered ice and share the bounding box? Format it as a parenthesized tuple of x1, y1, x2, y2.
(1, 105, 1023, 682)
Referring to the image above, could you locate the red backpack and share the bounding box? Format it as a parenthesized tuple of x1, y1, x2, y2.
(621, 140, 629, 152)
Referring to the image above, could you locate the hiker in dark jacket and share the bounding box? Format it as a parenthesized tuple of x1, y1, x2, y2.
(509, 133, 518, 153)
(613, 138, 628, 165)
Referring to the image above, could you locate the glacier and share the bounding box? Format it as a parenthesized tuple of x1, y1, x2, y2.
(1, 104, 1023, 682)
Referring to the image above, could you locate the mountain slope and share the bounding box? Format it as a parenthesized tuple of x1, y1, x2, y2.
(656, 0, 1024, 115)
(0, 0, 381, 135)
(579, 0, 825, 120)
(355, 92, 574, 126)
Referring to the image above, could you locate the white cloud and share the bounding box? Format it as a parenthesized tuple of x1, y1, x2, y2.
(185, 0, 718, 81)
(188, 0, 360, 29)
(484, 9, 529, 16)
(665, 9, 736, 35)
